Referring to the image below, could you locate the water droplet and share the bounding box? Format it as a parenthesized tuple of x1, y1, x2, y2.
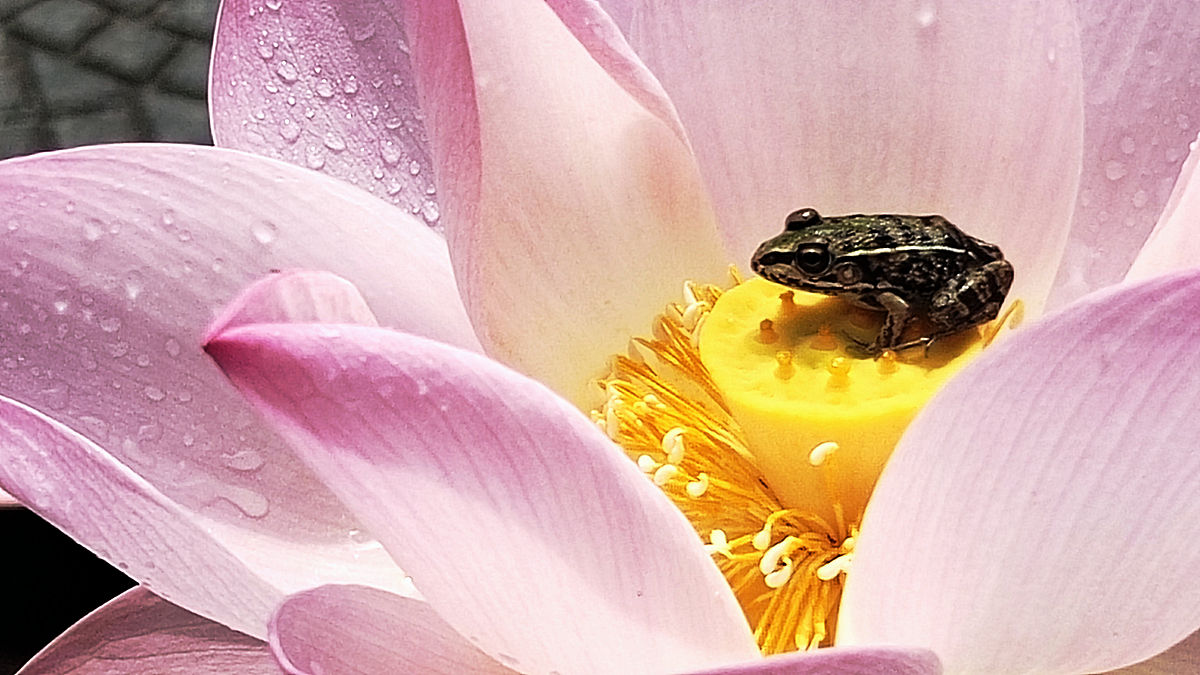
(64, 201, 76, 214)
(176, 390, 193, 403)
(276, 60, 299, 83)
(53, 299, 69, 314)
(223, 485, 270, 518)
(107, 342, 130, 358)
(80, 415, 109, 440)
(421, 200, 440, 224)
(391, 73, 404, 87)
(83, 219, 104, 241)
(1119, 136, 1136, 155)
(305, 145, 326, 169)
(343, 75, 359, 94)
(1104, 160, 1127, 180)
(1046, 47, 1057, 63)
(183, 433, 195, 447)
(256, 39, 274, 60)
(384, 116, 402, 130)
(99, 316, 122, 333)
(278, 117, 301, 143)
(6, 219, 20, 232)
(315, 78, 335, 98)
(323, 132, 346, 152)
(165, 338, 182, 357)
(408, 160, 421, 176)
(1132, 189, 1148, 208)
(380, 139, 402, 166)
(914, 4, 936, 28)
(265, 0, 282, 9)
(160, 210, 176, 229)
(137, 423, 163, 441)
(211, 257, 226, 273)
(350, 23, 375, 42)
(124, 270, 143, 300)
(10, 259, 28, 277)
(252, 220, 280, 245)
(1177, 113, 1192, 130)
(136, 353, 151, 367)
(41, 384, 69, 409)
(223, 448, 266, 471)
(371, 166, 384, 180)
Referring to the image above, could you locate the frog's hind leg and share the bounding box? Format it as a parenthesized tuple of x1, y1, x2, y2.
(928, 260, 1014, 333)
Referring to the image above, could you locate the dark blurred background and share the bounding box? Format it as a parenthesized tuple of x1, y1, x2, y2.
(1, 1, 219, 671)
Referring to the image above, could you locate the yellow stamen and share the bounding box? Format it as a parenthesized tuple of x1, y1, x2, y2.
(591, 271, 1016, 655)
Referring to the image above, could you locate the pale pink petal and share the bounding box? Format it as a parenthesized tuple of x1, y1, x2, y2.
(1048, 2, 1200, 305)
(0, 396, 280, 638)
(680, 647, 941, 675)
(0, 144, 462, 614)
(409, 0, 727, 404)
(269, 585, 513, 675)
(205, 270, 379, 342)
(1110, 629, 1200, 674)
(0, 487, 16, 507)
(18, 587, 277, 675)
(622, 1, 1083, 316)
(1125, 132, 1200, 281)
(839, 269, 1200, 673)
(205, 324, 759, 674)
(210, 0, 436, 215)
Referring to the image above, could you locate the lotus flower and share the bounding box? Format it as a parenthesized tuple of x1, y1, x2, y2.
(2, 0, 1200, 673)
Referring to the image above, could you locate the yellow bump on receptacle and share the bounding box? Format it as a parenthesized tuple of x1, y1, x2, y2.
(697, 275, 989, 526)
(810, 324, 838, 351)
(759, 318, 779, 344)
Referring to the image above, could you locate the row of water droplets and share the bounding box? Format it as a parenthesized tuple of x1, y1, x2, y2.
(233, 0, 441, 226)
(0, 200, 305, 522)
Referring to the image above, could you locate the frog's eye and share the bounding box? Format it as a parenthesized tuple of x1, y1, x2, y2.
(795, 244, 832, 275)
(784, 208, 821, 231)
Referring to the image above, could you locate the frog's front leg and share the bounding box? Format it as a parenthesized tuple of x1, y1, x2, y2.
(872, 291, 912, 354)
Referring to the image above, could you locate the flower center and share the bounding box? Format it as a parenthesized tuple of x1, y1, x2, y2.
(591, 270, 1019, 654)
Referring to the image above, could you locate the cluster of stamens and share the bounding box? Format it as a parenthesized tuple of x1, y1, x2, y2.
(590, 270, 851, 653)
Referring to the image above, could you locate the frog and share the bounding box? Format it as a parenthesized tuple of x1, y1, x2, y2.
(750, 207, 1014, 356)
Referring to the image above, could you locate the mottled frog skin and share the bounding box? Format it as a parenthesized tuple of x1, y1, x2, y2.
(751, 208, 1014, 355)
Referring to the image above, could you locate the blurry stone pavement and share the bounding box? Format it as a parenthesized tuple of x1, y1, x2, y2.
(0, 0, 220, 160)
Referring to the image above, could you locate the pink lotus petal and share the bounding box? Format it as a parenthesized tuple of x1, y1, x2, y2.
(410, 0, 727, 404)
(1110, 629, 1200, 674)
(269, 585, 513, 675)
(210, 0, 437, 215)
(205, 270, 380, 342)
(680, 647, 941, 675)
(0, 144, 460, 615)
(1125, 132, 1200, 281)
(839, 269, 1200, 673)
(0, 486, 16, 507)
(18, 586, 277, 675)
(621, 1, 1083, 316)
(0, 395, 279, 638)
(206, 323, 759, 674)
(1049, 2, 1200, 306)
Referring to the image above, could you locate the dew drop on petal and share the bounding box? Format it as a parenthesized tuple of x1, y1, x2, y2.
(304, 145, 325, 170)
(275, 60, 299, 83)
(1120, 136, 1136, 155)
(323, 132, 346, 152)
(99, 317, 121, 333)
(315, 78, 334, 98)
(251, 220, 279, 245)
(279, 117, 301, 143)
(265, 0, 282, 10)
(380, 139, 402, 166)
(1104, 160, 1127, 181)
(342, 75, 359, 94)
(164, 338, 181, 357)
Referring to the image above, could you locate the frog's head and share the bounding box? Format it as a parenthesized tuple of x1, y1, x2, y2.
(751, 208, 859, 294)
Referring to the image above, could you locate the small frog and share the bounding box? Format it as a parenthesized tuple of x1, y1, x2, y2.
(750, 208, 1014, 356)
